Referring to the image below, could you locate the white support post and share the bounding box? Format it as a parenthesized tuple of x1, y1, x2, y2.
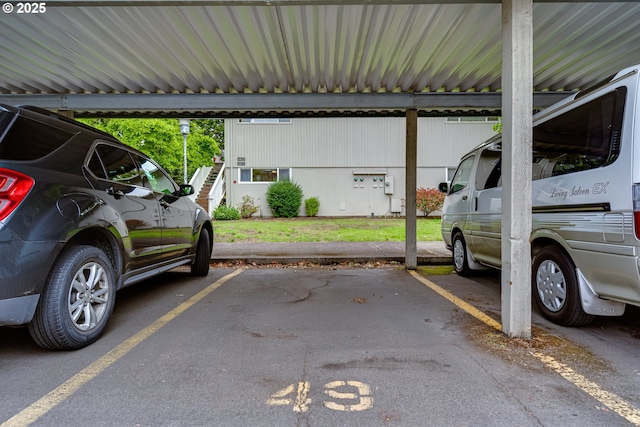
(501, 0, 532, 338)
(405, 109, 418, 270)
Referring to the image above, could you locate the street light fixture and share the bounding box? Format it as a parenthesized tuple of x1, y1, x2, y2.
(179, 118, 191, 184)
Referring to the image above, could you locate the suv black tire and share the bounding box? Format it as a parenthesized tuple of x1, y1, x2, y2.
(191, 229, 211, 277)
(28, 245, 116, 350)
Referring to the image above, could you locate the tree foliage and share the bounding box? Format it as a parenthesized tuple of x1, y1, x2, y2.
(79, 118, 221, 182)
(191, 119, 225, 151)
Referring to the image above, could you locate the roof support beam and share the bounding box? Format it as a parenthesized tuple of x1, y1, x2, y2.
(501, 0, 533, 339)
(0, 92, 569, 116)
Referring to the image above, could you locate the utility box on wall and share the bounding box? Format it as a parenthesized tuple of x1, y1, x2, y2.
(391, 198, 402, 215)
(384, 175, 394, 194)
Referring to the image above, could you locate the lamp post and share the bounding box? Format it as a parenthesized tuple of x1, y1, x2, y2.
(179, 118, 191, 184)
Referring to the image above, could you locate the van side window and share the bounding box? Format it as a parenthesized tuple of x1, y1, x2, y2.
(532, 87, 625, 179)
(449, 156, 475, 193)
(477, 149, 501, 190)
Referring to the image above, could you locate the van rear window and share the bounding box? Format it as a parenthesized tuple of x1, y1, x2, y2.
(0, 114, 76, 160)
(533, 88, 625, 178)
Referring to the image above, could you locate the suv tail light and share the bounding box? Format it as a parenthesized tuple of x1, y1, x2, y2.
(0, 168, 34, 221)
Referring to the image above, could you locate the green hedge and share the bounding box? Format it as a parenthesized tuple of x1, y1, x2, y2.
(266, 181, 303, 218)
(305, 197, 320, 217)
(213, 204, 241, 220)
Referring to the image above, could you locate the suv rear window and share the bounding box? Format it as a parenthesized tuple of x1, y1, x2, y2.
(0, 113, 76, 160)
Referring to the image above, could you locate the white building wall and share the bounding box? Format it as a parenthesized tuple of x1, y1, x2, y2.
(227, 117, 406, 167)
(223, 117, 497, 217)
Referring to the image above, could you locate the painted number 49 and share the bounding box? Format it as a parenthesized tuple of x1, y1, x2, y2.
(267, 380, 373, 412)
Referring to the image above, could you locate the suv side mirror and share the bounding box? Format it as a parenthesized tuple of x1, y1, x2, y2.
(438, 182, 449, 193)
(179, 184, 194, 196)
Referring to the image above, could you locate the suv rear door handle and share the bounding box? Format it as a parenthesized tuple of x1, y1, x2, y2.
(106, 187, 124, 199)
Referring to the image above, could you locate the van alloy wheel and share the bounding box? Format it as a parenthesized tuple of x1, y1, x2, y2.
(535, 259, 566, 313)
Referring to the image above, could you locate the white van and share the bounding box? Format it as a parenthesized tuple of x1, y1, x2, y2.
(440, 64, 640, 327)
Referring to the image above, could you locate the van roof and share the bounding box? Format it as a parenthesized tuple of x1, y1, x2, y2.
(534, 65, 639, 123)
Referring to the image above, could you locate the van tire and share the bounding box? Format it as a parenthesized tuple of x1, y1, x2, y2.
(452, 232, 472, 276)
(532, 246, 594, 326)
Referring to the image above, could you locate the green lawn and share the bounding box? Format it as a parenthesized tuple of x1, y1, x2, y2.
(212, 217, 443, 243)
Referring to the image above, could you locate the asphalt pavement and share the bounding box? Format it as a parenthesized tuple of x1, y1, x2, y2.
(4, 242, 640, 426)
(210, 240, 452, 265)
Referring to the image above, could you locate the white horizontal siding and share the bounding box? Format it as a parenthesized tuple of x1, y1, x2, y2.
(418, 119, 497, 167)
(223, 116, 497, 216)
(226, 117, 496, 169)
(225, 165, 469, 217)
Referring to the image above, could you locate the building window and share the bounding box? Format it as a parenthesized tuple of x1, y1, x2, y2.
(239, 168, 292, 183)
(446, 117, 501, 123)
(445, 167, 457, 182)
(238, 118, 291, 124)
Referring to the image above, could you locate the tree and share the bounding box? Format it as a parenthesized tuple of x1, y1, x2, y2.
(191, 119, 225, 151)
(79, 118, 221, 182)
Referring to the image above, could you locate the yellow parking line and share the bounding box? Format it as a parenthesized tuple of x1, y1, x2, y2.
(1, 268, 244, 427)
(408, 270, 502, 331)
(409, 270, 640, 427)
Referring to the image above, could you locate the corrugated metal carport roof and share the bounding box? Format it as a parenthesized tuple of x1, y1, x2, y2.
(1, 1, 640, 116)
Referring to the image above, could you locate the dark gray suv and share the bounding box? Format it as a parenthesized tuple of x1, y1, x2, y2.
(0, 104, 213, 350)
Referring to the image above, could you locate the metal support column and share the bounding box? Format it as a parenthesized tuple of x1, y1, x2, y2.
(501, 0, 533, 338)
(405, 109, 418, 270)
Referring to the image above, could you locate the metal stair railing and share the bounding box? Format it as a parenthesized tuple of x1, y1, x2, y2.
(187, 166, 213, 202)
(207, 162, 226, 215)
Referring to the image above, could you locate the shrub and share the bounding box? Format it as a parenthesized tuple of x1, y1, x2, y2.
(213, 204, 241, 220)
(305, 197, 320, 217)
(238, 195, 259, 218)
(416, 187, 445, 216)
(266, 180, 303, 218)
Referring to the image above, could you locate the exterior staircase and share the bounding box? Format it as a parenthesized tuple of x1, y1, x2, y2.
(196, 163, 223, 210)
